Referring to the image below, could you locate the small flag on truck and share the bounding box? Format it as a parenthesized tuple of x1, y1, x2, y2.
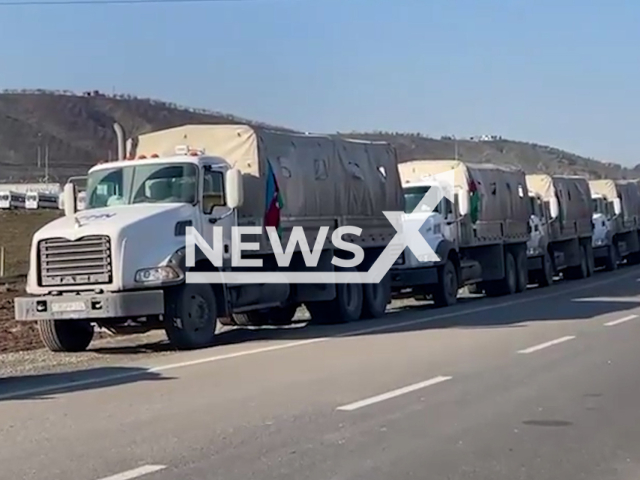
(264, 160, 284, 237)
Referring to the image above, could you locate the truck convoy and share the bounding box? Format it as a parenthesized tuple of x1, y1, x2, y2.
(526, 174, 595, 285)
(12, 122, 640, 353)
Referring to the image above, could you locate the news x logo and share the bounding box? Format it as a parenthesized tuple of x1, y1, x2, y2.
(185, 170, 456, 284)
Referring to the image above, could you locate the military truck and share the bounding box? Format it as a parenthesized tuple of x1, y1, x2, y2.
(589, 179, 640, 270)
(14, 124, 403, 352)
(390, 160, 531, 306)
(526, 174, 594, 285)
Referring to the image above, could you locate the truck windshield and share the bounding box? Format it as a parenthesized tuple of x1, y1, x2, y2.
(85, 162, 198, 209)
(592, 197, 606, 215)
(403, 185, 450, 214)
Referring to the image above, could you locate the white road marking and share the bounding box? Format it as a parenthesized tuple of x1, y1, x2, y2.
(517, 336, 576, 354)
(573, 296, 640, 302)
(1, 268, 639, 401)
(96, 465, 166, 480)
(336, 376, 453, 411)
(604, 314, 638, 327)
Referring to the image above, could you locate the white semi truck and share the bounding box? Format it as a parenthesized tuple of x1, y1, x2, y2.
(526, 174, 595, 285)
(390, 160, 531, 306)
(14, 124, 403, 352)
(588, 179, 640, 270)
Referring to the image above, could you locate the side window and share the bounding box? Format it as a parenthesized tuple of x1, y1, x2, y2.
(202, 167, 225, 214)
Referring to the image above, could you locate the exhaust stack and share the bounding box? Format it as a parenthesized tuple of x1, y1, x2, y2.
(113, 122, 126, 160)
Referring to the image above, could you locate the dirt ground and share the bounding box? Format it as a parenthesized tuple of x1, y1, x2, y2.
(0, 210, 63, 352)
(0, 282, 43, 352)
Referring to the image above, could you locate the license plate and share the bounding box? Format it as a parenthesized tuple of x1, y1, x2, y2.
(51, 301, 87, 313)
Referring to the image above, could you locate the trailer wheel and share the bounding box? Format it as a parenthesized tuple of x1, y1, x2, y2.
(604, 244, 618, 271)
(307, 267, 363, 324)
(164, 284, 217, 350)
(360, 274, 391, 319)
(38, 319, 94, 352)
(515, 249, 528, 293)
(539, 251, 554, 287)
(486, 251, 517, 297)
(433, 260, 459, 307)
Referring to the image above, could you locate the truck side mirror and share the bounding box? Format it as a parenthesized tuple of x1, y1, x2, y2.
(225, 168, 244, 209)
(63, 183, 77, 217)
(549, 197, 559, 219)
(612, 198, 622, 216)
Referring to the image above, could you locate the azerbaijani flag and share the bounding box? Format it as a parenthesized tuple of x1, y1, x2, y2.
(264, 160, 284, 237)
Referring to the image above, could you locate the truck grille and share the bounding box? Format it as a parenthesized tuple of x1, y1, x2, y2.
(38, 235, 112, 287)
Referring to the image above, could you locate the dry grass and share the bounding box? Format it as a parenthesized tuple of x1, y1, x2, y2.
(0, 210, 62, 278)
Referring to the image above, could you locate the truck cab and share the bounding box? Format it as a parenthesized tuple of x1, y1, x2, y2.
(14, 151, 243, 352)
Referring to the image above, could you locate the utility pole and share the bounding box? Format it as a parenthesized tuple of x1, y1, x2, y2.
(453, 136, 459, 160)
(44, 144, 49, 183)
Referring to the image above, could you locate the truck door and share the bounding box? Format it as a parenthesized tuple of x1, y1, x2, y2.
(200, 164, 233, 266)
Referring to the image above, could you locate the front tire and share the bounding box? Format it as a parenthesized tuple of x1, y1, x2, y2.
(539, 251, 554, 287)
(38, 319, 94, 352)
(433, 259, 459, 307)
(515, 249, 528, 293)
(164, 283, 217, 350)
(604, 244, 618, 271)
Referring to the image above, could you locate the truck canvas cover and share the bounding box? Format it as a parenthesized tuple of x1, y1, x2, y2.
(588, 179, 639, 232)
(129, 124, 403, 251)
(526, 174, 592, 240)
(614, 180, 640, 230)
(397, 160, 530, 244)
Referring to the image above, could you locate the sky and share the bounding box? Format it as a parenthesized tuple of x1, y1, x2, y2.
(1, 0, 639, 165)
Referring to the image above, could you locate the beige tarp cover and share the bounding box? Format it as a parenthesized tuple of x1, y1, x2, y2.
(397, 160, 530, 223)
(527, 174, 592, 229)
(588, 179, 617, 203)
(129, 124, 404, 223)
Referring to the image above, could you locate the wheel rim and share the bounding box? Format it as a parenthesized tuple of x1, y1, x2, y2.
(187, 294, 209, 333)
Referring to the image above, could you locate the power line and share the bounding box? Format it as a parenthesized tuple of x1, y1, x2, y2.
(0, 0, 269, 5)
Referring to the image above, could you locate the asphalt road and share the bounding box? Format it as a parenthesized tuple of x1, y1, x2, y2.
(2, 266, 640, 480)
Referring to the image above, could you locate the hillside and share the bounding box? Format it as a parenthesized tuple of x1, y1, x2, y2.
(0, 89, 638, 182)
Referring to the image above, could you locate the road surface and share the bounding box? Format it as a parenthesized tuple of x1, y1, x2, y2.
(2, 266, 640, 480)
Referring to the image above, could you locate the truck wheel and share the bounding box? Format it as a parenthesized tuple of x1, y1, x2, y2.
(361, 274, 391, 319)
(586, 244, 595, 277)
(307, 267, 363, 324)
(164, 284, 217, 350)
(38, 319, 94, 352)
(604, 245, 618, 271)
(515, 249, 528, 293)
(433, 260, 459, 307)
(539, 251, 554, 287)
(486, 251, 517, 297)
(567, 245, 588, 280)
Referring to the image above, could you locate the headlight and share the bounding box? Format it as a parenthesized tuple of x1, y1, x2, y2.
(593, 238, 607, 247)
(527, 247, 542, 256)
(135, 266, 180, 283)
